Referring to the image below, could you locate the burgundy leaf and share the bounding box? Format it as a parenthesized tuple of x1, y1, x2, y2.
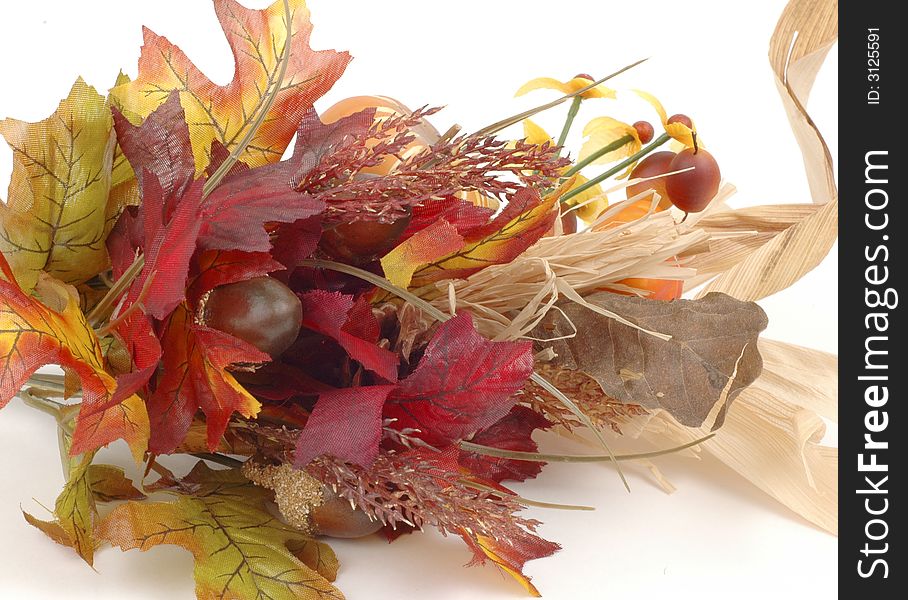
(271, 217, 323, 269)
(402, 197, 495, 240)
(294, 385, 395, 467)
(197, 183, 324, 253)
(384, 312, 534, 446)
(112, 91, 194, 213)
(297, 290, 398, 382)
(459, 406, 551, 483)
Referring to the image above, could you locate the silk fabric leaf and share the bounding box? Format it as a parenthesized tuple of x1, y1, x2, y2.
(109, 0, 351, 174)
(147, 304, 268, 454)
(384, 312, 534, 446)
(0, 258, 149, 460)
(100, 462, 343, 600)
(0, 78, 115, 290)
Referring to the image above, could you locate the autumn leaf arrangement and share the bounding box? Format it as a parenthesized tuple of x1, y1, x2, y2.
(0, 0, 838, 598)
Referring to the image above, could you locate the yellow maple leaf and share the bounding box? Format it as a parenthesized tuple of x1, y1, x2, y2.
(0, 78, 116, 290)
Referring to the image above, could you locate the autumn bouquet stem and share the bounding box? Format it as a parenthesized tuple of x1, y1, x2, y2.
(1, 0, 838, 598)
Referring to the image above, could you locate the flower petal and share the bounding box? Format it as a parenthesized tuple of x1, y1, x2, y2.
(665, 122, 697, 148)
(515, 77, 573, 97)
(634, 89, 669, 123)
(522, 118, 554, 146)
(579, 117, 640, 165)
(565, 174, 609, 222)
(516, 77, 616, 99)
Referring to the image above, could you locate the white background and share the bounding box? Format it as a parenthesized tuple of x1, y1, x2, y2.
(0, 1, 837, 599)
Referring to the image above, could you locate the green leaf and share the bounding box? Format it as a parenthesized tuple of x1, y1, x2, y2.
(54, 452, 97, 565)
(100, 462, 343, 600)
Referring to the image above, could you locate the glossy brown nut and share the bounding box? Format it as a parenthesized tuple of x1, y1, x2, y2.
(311, 489, 383, 538)
(320, 213, 412, 264)
(203, 277, 303, 358)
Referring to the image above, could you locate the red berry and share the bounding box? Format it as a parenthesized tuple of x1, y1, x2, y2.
(626, 151, 676, 207)
(203, 277, 302, 358)
(664, 148, 721, 213)
(666, 114, 693, 129)
(632, 121, 654, 144)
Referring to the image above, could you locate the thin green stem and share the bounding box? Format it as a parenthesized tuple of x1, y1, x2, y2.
(460, 433, 716, 463)
(565, 133, 635, 176)
(474, 57, 648, 137)
(561, 132, 671, 203)
(556, 97, 582, 148)
(460, 480, 594, 511)
(19, 389, 63, 418)
(87, 256, 146, 327)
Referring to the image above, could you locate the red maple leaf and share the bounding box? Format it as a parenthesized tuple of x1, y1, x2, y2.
(383, 312, 534, 446)
(293, 385, 395, 468)
(459, 406, 551, 483)
(297, 290, 398, 382)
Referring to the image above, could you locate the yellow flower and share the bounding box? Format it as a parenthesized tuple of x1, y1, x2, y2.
(577, 117, 649, 178)
(522, 119, 608, 222)
(516, 74, 616, 100)
(634, 90, 698, 148)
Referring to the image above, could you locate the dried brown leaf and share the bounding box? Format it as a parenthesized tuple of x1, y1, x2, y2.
(532, 292, 767, 428)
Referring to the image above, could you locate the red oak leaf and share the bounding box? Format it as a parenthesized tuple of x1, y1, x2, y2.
(459, 406, 551, 483)
(383, 312, 534, 446)
(147, 304, 269, 454)
(293, 385, 395, 468)
(297, 290, 398, 382)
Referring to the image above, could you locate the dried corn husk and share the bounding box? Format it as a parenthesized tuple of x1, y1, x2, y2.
(694, 0, 838, 300)
(627, 0, 838, 529)
(429, 197, 717, 339)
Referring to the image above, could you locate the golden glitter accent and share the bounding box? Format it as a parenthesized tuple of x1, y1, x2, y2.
(242, 462, 324, 534)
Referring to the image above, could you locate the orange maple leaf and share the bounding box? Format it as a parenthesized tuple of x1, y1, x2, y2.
(0, 254, 149, 462)
(110, 0, 350, 174)
(147, 304, 269, 454)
